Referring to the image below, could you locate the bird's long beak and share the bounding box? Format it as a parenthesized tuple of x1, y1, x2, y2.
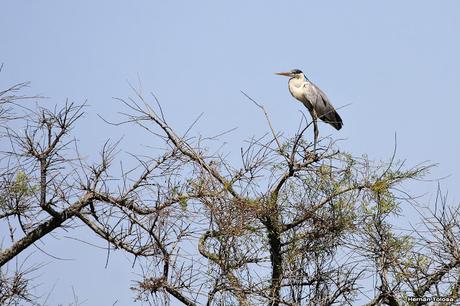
(275, 72, 292, 77)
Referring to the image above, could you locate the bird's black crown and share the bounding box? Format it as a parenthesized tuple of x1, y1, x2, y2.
(290, 69, 303, 74)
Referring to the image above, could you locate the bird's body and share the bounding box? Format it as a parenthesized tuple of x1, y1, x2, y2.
(276, 69, 343, 150)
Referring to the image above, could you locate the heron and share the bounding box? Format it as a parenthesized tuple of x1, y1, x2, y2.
(276, 69, 342, 151)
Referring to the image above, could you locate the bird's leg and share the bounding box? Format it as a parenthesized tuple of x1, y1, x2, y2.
(311, 109, 319, 153)
(313, 118, 318, 153)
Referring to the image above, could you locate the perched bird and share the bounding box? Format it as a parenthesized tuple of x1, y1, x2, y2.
(276, 69, 342, 151)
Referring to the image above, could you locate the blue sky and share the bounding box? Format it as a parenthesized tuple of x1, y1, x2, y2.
(2, 1, 460, 304)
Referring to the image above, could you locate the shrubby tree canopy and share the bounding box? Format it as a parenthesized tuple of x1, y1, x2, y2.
(1, 79, 459, 305)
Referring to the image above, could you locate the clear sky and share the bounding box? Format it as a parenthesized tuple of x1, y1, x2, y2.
(2, 1, 460, 304)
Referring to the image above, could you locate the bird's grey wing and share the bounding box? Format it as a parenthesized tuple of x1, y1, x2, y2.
(301, 83, 317, 112)
(307, 82, 343, 130)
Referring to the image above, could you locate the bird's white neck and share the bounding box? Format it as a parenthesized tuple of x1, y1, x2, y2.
(288, 77, 307, 101)
(289, 75, 307, 87)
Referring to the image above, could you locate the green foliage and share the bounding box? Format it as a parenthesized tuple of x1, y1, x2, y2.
(178, 195, 188, 211)
(10, 171, 36, 198)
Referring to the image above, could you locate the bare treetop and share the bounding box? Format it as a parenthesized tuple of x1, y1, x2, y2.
(1, 82, 459, 305)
